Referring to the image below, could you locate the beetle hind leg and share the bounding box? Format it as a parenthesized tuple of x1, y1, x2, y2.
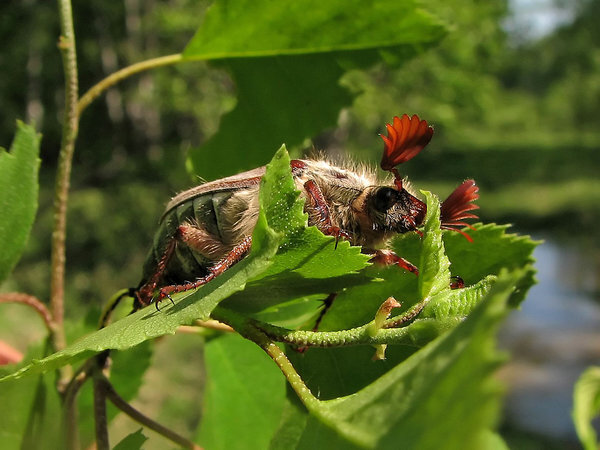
(134, 222, 232, 309)
(178, 221, 230, 260)
(156, 235, 253, 304)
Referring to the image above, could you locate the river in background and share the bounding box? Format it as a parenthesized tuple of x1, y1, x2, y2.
(498, 237, 600, 444)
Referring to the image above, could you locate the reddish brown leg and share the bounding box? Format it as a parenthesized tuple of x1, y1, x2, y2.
(303, 180, 351, 248)
(313, 292, 337, 331)
(297, 292, 338, 353)
(135, 238, 178, 308)
(156, 235, 253, 307)
(450, 276, 465, 289)
(370, 249, 419, 275)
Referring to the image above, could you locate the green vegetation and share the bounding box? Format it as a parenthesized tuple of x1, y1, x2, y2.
(0, 0, 598, 448)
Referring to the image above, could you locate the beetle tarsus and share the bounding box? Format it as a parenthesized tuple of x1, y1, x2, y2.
(450, 276, 465, 289)
(370, 249, 419, 275)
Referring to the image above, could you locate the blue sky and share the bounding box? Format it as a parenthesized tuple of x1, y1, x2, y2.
(507, 0, 575, 40)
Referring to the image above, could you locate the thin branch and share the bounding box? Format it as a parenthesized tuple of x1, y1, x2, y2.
(77, 54, 184, 116)
(63, 359, 96, 450)
(99, 377, 202, 449)
(98, 288, 131, 329)
(383, 297, 430, 329)
(259, 338, 321, 410)
(209, 308, 320, 409)
(93, 374, 110, 450)
(0, 293, 55, 333)
(52, 0, 79, 382)
(211, 306, 425, 349)
(193, 319, 234, 332)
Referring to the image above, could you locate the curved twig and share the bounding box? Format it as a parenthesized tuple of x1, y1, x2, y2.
(98, 376, 202, 449)
(77, 54, 184, 116)
(63, 358, 96, 450)
(0, 293, 55, 333)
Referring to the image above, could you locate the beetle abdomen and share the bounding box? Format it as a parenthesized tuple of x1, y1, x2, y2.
(139, 186, 260, 288)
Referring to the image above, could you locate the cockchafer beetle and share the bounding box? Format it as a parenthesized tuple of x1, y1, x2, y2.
(132, 114, 479, 309)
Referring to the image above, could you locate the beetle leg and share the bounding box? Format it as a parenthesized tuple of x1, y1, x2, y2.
(370, 250, 467, 288)
(135, 237, 178, 308)
(156, 235, 253, 304)
(313, 292, 337, 330)
(296, 292, 338, 353)
(450, 275, 465, 289)
(177, 221, 230, 260)
(369, 249, 419, 275)
(303, 180, 351, 248)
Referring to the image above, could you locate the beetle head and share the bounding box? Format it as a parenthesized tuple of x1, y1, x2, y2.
(367, 113, 432, 234)
(367, 186, 426, 233)
(377, 114, 479, 238)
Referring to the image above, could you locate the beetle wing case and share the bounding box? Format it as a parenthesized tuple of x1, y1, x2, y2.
(163, 166, 266, 219)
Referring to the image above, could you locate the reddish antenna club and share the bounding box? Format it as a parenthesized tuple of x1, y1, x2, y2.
(440, 179, 480, 241)
(380, 114, 434, 189)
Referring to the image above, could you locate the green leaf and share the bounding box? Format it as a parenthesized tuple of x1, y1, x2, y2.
(418, 191, 450, 298)
(182, 0, 446, 179)
(421, 276, 495, 319)
(443, 223, 538, 285)
(0, 147, 291, 382)
(276, 269, 525, 449)
(113, 429, 148, 450)
(196, 334, 286, 449)
(0, 122, 41, 283)
(184, 0, 445, 59)
(573, 366, 600, 450)
(0, 345, 63, 449)
(443, 223, 539, 306)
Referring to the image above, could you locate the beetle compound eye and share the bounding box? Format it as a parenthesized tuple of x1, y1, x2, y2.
(373, 187, 398, 213)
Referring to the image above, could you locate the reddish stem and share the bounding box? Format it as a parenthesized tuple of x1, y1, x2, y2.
(0, 292, 55, 332)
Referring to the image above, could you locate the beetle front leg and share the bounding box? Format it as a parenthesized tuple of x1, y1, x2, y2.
(135, 237, 178, 308)
(369, 249, 419, 275)
(303, 180, 350, 247)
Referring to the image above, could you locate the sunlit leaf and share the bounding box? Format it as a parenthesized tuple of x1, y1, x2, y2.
(0, 122, 41, 283)
(573, 366, 600, 450)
